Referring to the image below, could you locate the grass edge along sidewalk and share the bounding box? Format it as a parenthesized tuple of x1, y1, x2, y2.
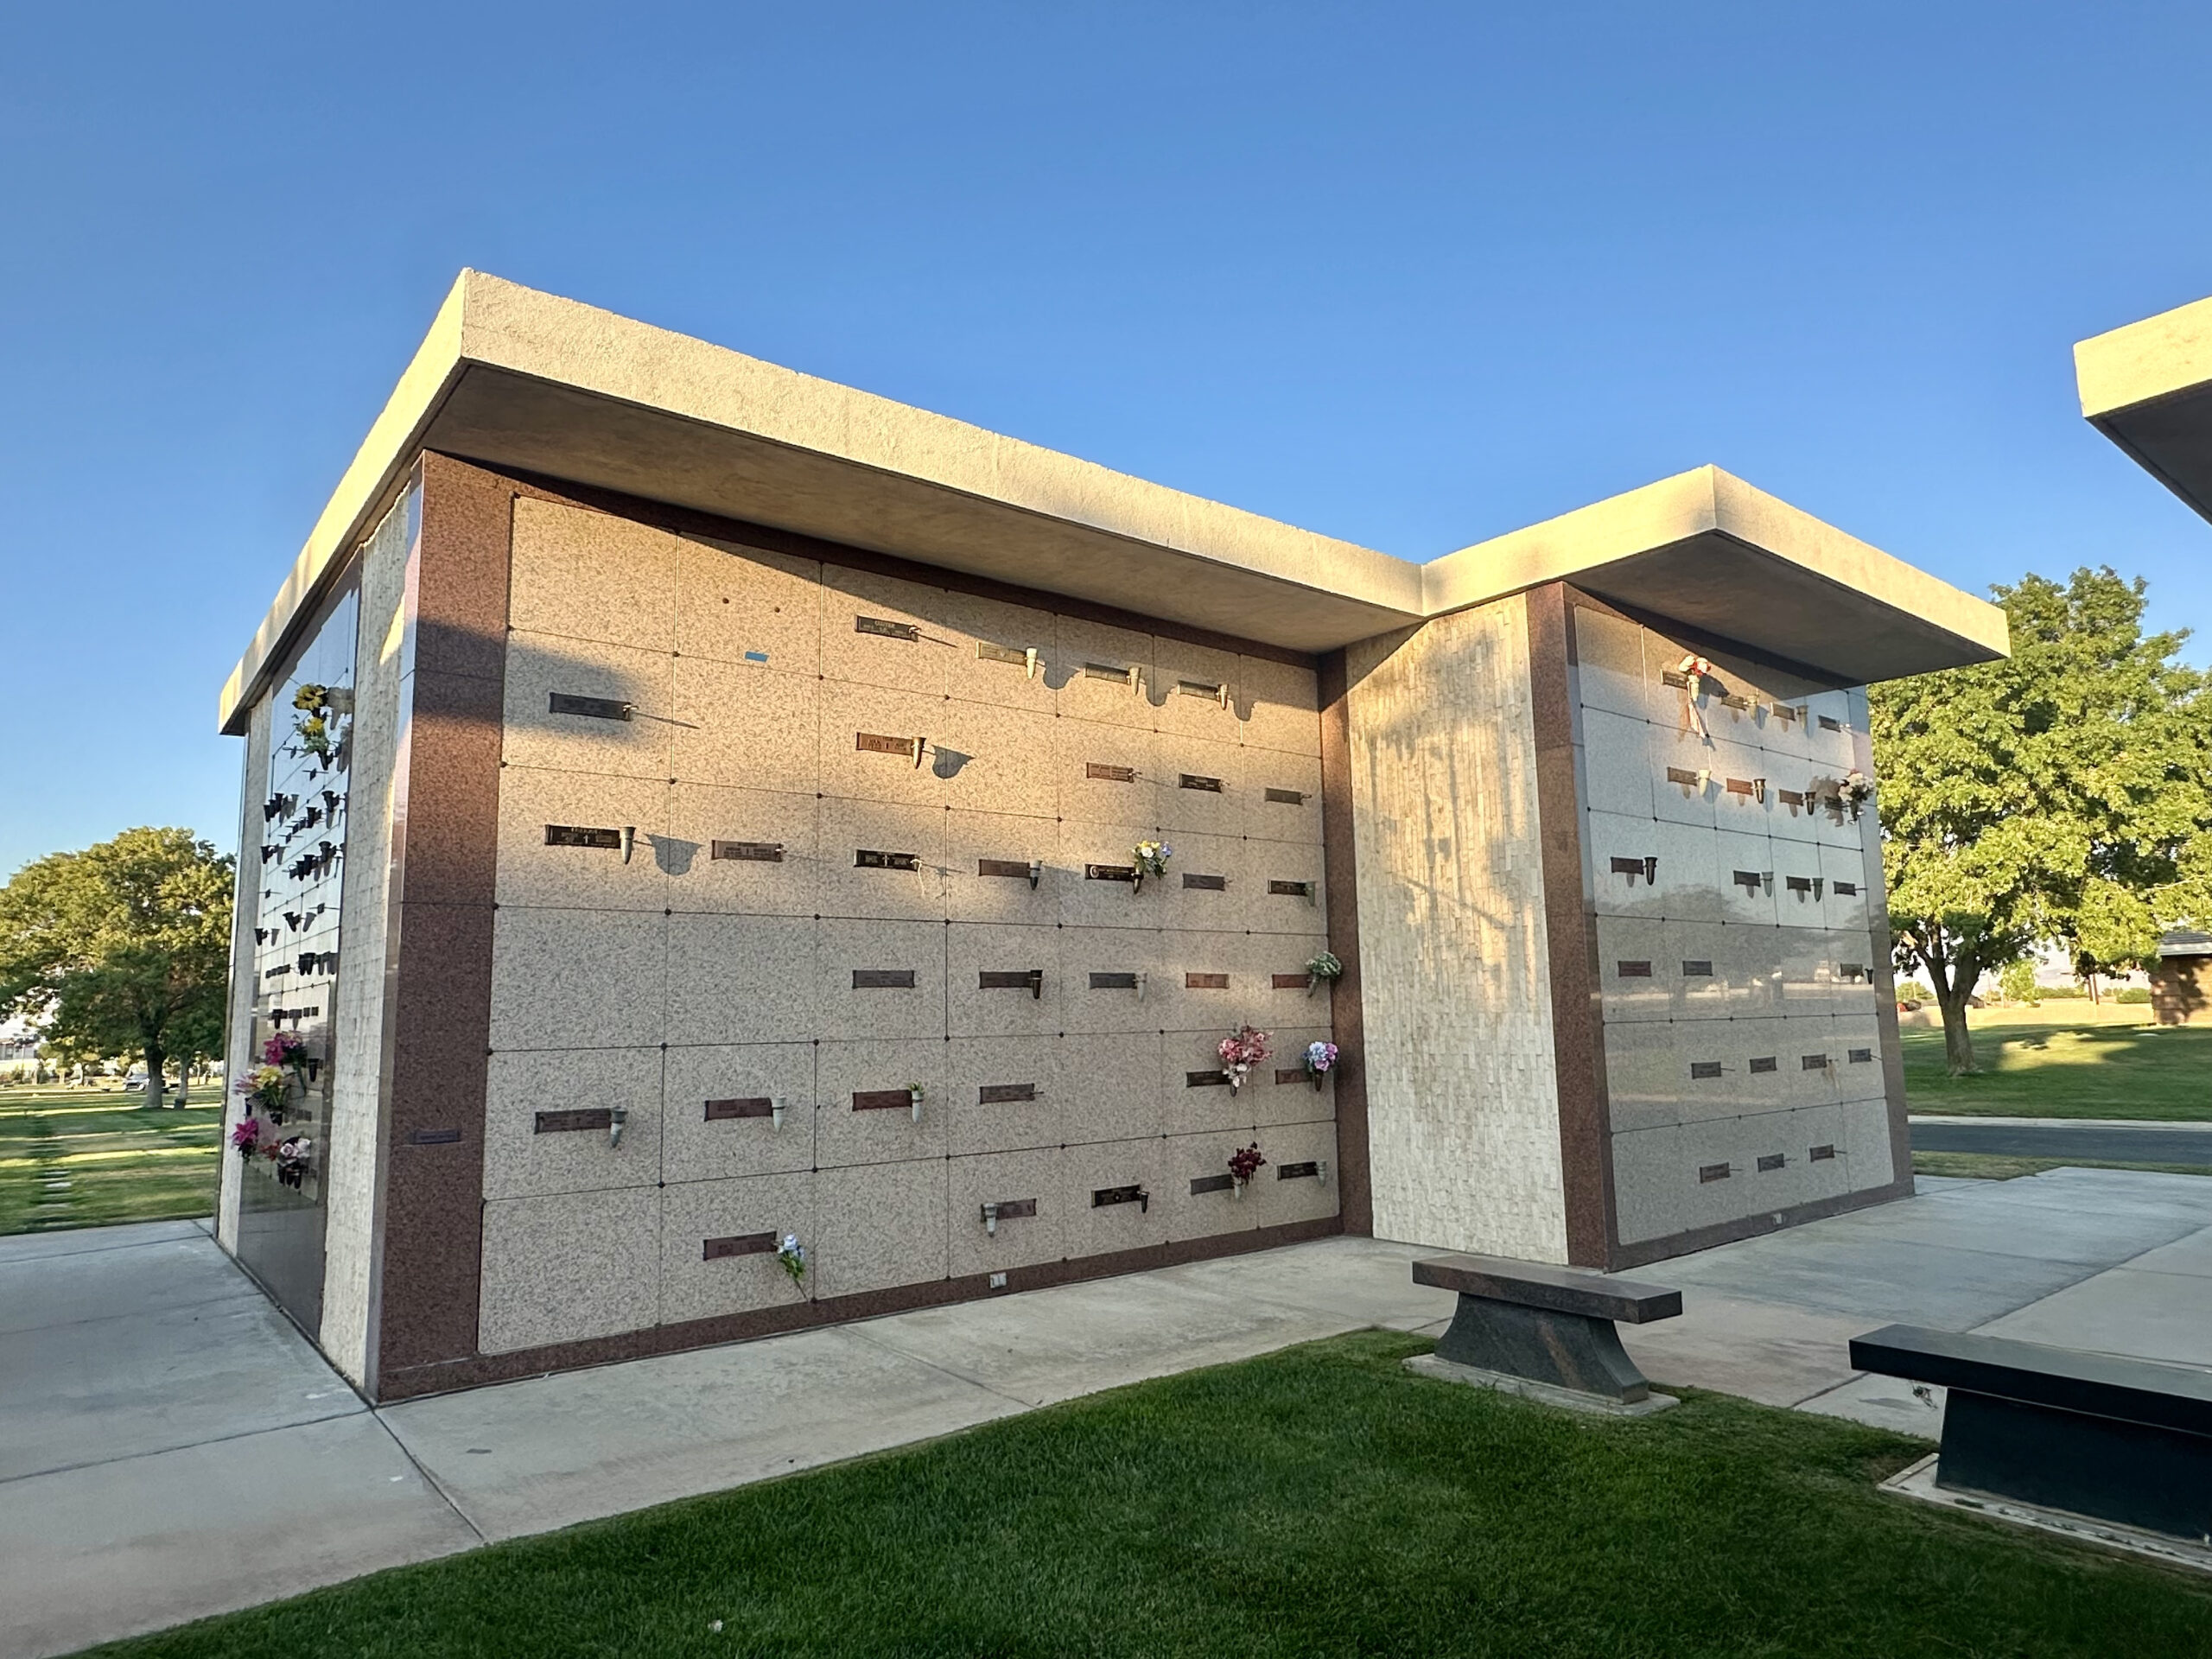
(81, 1332, 2212, 1659)
(1900, 1019, 2212, 1121)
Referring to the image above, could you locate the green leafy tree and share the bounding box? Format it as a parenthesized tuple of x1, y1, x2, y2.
(0, 829, 234, 1109)
(1871, 568, 2212, 1074)
(1997, 958, 2039, 1006)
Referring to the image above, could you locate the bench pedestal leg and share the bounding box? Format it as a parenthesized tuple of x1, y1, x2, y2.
(1938, 1389, 2212, 1542)
(1418, 1294, 1662, 1409)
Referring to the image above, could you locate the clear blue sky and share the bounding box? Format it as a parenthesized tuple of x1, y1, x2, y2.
(5, 3, 2210, 876)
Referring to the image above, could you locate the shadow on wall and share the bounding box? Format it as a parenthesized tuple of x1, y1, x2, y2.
(2152, 959, 2210, 1027)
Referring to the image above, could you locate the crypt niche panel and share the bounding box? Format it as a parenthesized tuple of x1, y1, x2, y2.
(1570, 602, 1896, 1251)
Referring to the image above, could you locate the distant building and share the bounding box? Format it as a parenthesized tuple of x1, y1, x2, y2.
(2150, 931, 2212, 1027)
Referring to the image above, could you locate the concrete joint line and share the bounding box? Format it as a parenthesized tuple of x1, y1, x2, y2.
(0, 1405, 369, 1488)
(0, 1287, 265, 1340)
(839, 1323, 1049, 1413)
(371, 1414, 492, 1547)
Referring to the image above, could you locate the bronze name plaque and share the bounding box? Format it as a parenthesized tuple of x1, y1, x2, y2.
(1778, 789, 1807, 807)
(1273, 1068, 1305, 1085)
(1616, 961, 1653, 978)
(853, 1089, 916, 1111)
(1699, 1162, 1732, 1183)
(855, 615, 921, 641)
(978, 858, 1033, 879)
(545, 824, 623, 849)
(976, 641, 1030, 665)
(1271, 973, 1308, 989)
(1090, 971, 1140, 989)
(1092, 1184, 1147, 1210)
(534, 1108, 613, 1134)
(1785, 876, 1815, 893)
(1809, 1144, 1837, 1161)
(1689, 1061, 1723, 1080)
(855, 849, 920, 871)
(410, 1128, 461, 1146)
(1176, 679, 1227, 702)
(982, 1198, 1038, 1220)
(978, 1083, 1037, 1104)
(1681, 960, 1713, 976)
(1749, 1057, 1778, 1074)
(1085, 864, 1136, 882)
(1757, 1154, 1787, 1173)
(1179, 773, 1223, 792)
(1268, 880, 1313, 898)
(1726, 778, 1758, 796)
(702, 1231, 777, 1261)
(548, 692, 632, 721)
(1263, 787, 1306, 805)
(1185, 1069, 1230, 1087)
(852, 969, 917, 989)
(1732, 870, 1765, 893)
(1278, 1161, 1320, 1180)
(1085, 762, 1137, 783)
(711, 841, 784, 861)
(978, 969, 1044, 997)
(704, 1096, 773, 1121)
(1819, 714, 1844, 732)
(1834, 880, 1859, 896)
(1185, 972, 1229, 989)
(1189, 1173, 1235, 1195)
(1848, 1047, 1874, 1064)
(856, 731, 919, 756)
(1801, 1054, 1830, 1070)
(1665, 766, 1701, 786)
(1182, 873, 1227, 891)
(1082, 661, 1135, 682)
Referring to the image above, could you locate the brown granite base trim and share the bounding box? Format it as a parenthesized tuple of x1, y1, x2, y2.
(478, 460, 1318, 671)
(373, 1213, 1344, 1402)
(370, 454, 512, 1389)
(1605, 1174, 1916, 1273)
(1527, 586, 1616, 1267)
(1316, 649, 1372, 1237)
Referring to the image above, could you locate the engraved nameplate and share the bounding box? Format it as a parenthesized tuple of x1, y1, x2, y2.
(545, 824, 623, 849)
(1090, 971, 1141, 989)
(1681, 960, 1714, 976)
(1732, 870, 1765, 892)
(702, 1231, 777, 1261)
(1085, 762, 1137, 783)
(1185, 1069, 1230, 1087)
(853, 1089, 916, 1111)
(1749, 1056, 1778, 1074)
(979, 969, 1044, 997)
(704, 1096, 773, 1120)
(1785, 876, 1815, 893)
(1848, 1047, 1874, 1064)
(1179, 773, 1223, 791)
(855, 849, 920, 871)
(535, 1109, 613, 1134)
(1726, 778, 1757, 796)
(1819, 715, 1843, 732)
(1268, 880, 1313, 898)
(1176, 679, 1227, 703)
(1778, 790, 1806, 808)
(1273, 1068, 1306, 1085)
(853, 969, 917, 989)
(1085, 864, 1136, 882)
(1272, 973, 1309, 988)
(711, 841, 784, 861)
(1834, 880, 1859, 896)
(1757, 1154, 1787, 1173)
(1689, 1061, 1723, 1080)
(1190, 1173, 1235, 1194)
(1698, 1162, 1732, 1183)
(1185, 972, 1229, 989)
(978, 1083, 1038, 1104)
(982, 1198, 1038, 1220)
(1082, 661, 1135, 682)
(1722, 694, 1751, 710)
(1183, 873, 1227, 890)
(1662, 670, 1692, 689)
(549, 692, 632, 721)
(1809, 1144, 1837, 1161)
(1092, 1184, 1147, 1208)
(1264, 787, 1306, 805)
(976, 641, 1029, 665)
(1801, 1054, 1830, 1070)
(978, 858, 1033, 879)
(1665, 767, 1701, 786)
(855, 615, 921, 641)
(1278, 1161, 1320, 1180)
(856, 731, 919, 756)
(410, 1128, 461, 1146)
(1617, 960, 1653, 978)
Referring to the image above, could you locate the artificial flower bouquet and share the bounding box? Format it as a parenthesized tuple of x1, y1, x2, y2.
(1218, 1025, 1269, 1092)
(1303, 1040, 1338, 1090)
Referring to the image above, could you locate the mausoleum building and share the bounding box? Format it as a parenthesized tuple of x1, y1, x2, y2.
(216, 272, 2007, 1401)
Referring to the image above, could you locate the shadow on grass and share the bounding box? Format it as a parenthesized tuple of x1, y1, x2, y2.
(1903, 1021, 2212, 1120)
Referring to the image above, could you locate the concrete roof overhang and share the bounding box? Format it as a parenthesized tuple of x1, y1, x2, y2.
(219, 271, 2009, 732)
(2075, 293, 2212, 524)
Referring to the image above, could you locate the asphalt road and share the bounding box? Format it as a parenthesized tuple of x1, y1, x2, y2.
(1910, 1120, 2212, 1166)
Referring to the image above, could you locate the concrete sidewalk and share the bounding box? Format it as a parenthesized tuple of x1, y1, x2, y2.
(7, 1166, 2211, 1657)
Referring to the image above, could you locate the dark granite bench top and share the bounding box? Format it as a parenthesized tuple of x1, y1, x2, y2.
(1850, 1325, 2212, 1439)
(1412, 1254, 1682, 1325)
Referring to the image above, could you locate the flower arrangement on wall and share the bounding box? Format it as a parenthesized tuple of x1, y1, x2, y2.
(1131, 839, 1172, 893)
(775, 1234, 808, 1287)
(237, 1065, 290, 1122)
(1218, 1025, 1269, 1092)
(230, 1116, 264, 1161)
(1304, 1040, 1338, 1090)
(1305, 951, 1343, 995)
(1841, 770, 1872, 821)
(1227, 1142, 1267, 1196)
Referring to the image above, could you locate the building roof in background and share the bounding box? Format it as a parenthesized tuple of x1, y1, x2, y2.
(2075, 292, 2212, 526)
(2158, 930, 2212, 957)
(220, 272, 2011, 733)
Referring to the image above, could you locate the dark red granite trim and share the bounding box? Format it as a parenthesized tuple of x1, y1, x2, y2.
(1316, 648, 1372, 1236)
(375, 1213, 1344, 1402)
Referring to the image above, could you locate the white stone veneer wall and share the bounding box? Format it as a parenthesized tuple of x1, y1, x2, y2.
(216, 698, 271, 1250)
(315, 488, 416, 1385)
(1344, 594, 1569, 1262)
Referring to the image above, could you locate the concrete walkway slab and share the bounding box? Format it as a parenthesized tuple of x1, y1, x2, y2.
(1618, 1294, 1870, 1408)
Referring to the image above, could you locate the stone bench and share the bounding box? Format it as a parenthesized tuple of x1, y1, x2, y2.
(1850, 1324, 2212, 1545)
(1407, 1254, 1683, 1416)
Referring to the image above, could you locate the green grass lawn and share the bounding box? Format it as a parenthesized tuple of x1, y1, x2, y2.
(1902, 1019, 2212, 1120)
(0, 1084, 221, 1236)
(82, 1332, 2212, 1659)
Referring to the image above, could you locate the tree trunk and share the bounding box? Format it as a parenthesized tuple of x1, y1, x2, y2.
(1933, 982, 1978, 1075)
(174, 1063, 189, 1106)
(143, 1041, 165, 1110)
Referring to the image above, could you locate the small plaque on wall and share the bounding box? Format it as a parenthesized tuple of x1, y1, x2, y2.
(704, 1097, 773, 1120)
(1277, 1161, 1320, 1180)
(534, 1108, 613, 1134)
(1185, 1069, 1230, 1087)
(1757, 1154, 1787, 1173)
(978, 1083, 1037, 1103)
(1689, 1061, 1723, 1080)
(1085, 864, 1136, 882)
(1185, 972, 1229, 989)
(1698, 1162, 1732, 1183)
(1190, 1173, 1235, 1195)
(1268, 880, 1314, 898)
(855, 615, 921, 641)
(982, 1198, 1038, 1219)
(1748, 1057, 1778, 1074)
(1179, 774, 1223, 792)
(852, 969, 917, 989)
(1085, 762, 1138, 783)
(977, 858, 1033, 879)
(1616, 961, 1653, 977)
(1809, 1144, 1837, 1161)
(855, 849, 921, 871)
(1272, 1067, 1306, 1085)
(1271, 973, 1308, 989)
(976, 641, 1030, 666)
(978, 969, 1044, 996)
(1092, 1184, 1147, 1209)
(1182, 873, 1227, 891)
(1090, 971, 1141, 989)
(1681, 960, 1713, 976)
(711, 841, 784, 862)
(855, 732, 921, 758)
(548, 692, 632, 721)
(1263, 788, 1306, 805)
(702, 1231, 777, 1261)
(853, 1089, 916, 1111)
(545, 824, 623, 849)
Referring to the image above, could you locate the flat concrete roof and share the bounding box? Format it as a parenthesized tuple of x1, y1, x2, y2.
(2075, 293, 2212, 525)
(220, 271, 2008, 731)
